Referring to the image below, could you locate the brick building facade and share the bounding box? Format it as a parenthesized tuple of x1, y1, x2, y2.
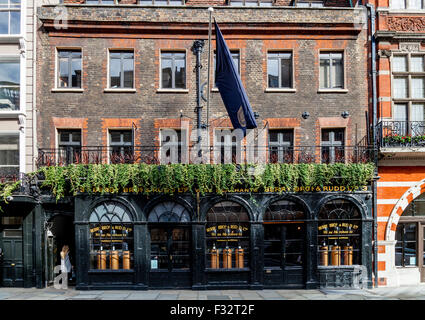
(0, 0, 378, 290)
(371, 0, 425, 287)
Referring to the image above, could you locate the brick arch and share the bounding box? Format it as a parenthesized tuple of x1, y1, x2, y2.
(386, 179, 425, 241)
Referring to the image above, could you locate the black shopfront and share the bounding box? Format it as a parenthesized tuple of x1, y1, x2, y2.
(67, 190, 373, 290)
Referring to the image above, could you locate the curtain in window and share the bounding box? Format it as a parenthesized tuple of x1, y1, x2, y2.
(411, 77, 425, 99)
(393, 56, 407, 72)
(411, 56, 424, 72)
(393, 77, 408, 99)
(391, 0, 406, 9)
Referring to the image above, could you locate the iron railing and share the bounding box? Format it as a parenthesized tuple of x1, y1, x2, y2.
(36, 145, 375, 167)
(377, 121, 425, 148)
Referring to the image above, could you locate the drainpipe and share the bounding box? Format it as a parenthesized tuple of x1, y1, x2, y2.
(366, 2, 378, 288)
(192, 40, 205, 158)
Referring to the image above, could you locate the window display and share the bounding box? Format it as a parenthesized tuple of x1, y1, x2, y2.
(89, 201, 134, 270)
(317, 199, 361, 266)
(206, 201, 250, 269)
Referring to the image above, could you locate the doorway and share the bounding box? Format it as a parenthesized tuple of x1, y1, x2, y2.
(48, 214, 75, 286)
(263, 223, 305, 287)
(149, 226, 191, 288)
(0, 216, 24, 287)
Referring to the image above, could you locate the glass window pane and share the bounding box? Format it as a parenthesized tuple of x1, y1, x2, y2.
(71, 58, 81, 88)
(393, 77, 408, 98)
(408, 0, 422, 8)
(411, 103, 425, 123)
(109, 57, 121, 88)
(333, 57, 344, 88)
(161, 58, 172, 89)
(110, 131, 121, 143)
(0, 61, 20, 84)
(232, 53, 240, 74)
(0, 134, 19, 166)
(59, 58, 69, 88)
(174, 57, 186, 89)
(10, 11, 20, 35)
(393, 56, 407, 72)
(0, 11, 7, 34)
(0, 87, 19, 110)
(411, 77, 425, 99)
(267, 58, 279, 88)
(393, 103, 408, 121)
(123, 131, 132, 143)
(411, 56, 424, 72)
(123, 57, 134, 88)
(391, 0, 406, 9)
(320, 58, 330, 89)
(281, 57, 292, 88)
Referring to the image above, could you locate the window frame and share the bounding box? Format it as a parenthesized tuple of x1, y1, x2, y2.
(57, 129, 82, 165)
(107, 49, 135, 90)
(159, 50, 187, 90)
(266, 51, 295, 91)
(229, 0, 273, 6)
(389, 0, 425, 10)
(0, 56, 20, 111)
(108, 129, 134, 164)
(320, 128, 346, 164)
(137, 0, 185, 5)
(391, 52, 425, 130)
(268, 129, 294, 163)
(56, 48, 83, 90)
(319, 51, 346, 91)
(0, 0, 21, 36)
(0, 131, 20, 176)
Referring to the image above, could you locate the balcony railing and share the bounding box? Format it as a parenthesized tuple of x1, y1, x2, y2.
(376, 121, 425, 148)
(36, 145, 375, 167)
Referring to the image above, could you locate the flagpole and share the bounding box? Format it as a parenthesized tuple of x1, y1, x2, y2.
(206, 7, 213, 131)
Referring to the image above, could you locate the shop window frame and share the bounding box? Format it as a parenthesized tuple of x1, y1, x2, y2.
(88, 201, 135, 272)
(205, 201, 250, 271)
(317, 199, 362, 267)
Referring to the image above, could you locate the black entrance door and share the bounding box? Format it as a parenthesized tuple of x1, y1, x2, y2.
(149, 226, 191, 288)
(0, 229, 24, 287)
(263, 223, 305, 288)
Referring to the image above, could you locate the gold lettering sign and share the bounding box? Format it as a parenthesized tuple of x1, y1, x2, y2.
(78, 186, 368, 194)
(207, 224, 248, 238)
(318, 223, 359, 236)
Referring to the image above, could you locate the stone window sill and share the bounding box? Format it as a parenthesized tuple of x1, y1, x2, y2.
(265, 88, 296, 93)
(317, 89, 348, 93)
(157, 89, 189, 93)
(51, 88, 84, 93)
(104, 88, 136, 93)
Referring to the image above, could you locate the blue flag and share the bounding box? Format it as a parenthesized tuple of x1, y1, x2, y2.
(214, 21, 257, 132)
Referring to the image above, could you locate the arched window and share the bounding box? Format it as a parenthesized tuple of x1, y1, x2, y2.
(318, 199, 361, 266)
(206, 201, 250, 270)
(148, 201, 191, 222)
(89, 201, 134, 270)
(264, 200, 305, 268)
(148, 201, 191, 270)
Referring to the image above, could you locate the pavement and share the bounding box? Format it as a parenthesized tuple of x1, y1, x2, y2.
(1, 285, 425, 300)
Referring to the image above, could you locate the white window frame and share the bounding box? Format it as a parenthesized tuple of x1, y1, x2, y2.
(0, 0, 21, 37)
(108, 128, 134, 164)
(319, 51, 346, 91)
(54, 47, 83, 91)
(266, 51, 295, 90)
(0, 55, 21, 113)
(391, 52, 425, 128)
(159, 50, 187, 91)
(389, 0, 425, 10)
(0, 130, 20, 176)
(105, 48, 136, 92)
